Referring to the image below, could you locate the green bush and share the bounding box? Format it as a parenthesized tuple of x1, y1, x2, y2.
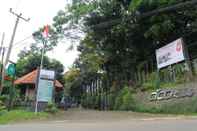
(81, 93, 103, 110)
(113, 87, 135, 111)
(45, 102, 58, 114)
(0, 95, 9, 104)
(142, 72, 157, 91)
(108, 93, 116, 110)
(81, 94, 88, 108)
(120, 91, 134, 110)
(0, 100, 6, 116)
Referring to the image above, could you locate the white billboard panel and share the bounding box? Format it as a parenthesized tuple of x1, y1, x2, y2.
(39, 69, 55, 80)
(156, 38, 185, 69)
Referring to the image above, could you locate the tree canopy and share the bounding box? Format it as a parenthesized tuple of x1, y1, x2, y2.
(42, 0, 197, 97)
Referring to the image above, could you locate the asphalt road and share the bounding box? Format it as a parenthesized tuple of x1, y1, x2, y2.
(1, 118, 197, 131)
(1, 110, 197, 131)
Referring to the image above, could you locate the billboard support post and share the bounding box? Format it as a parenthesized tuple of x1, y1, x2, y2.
(182, 39, 193, 81)
(155, 69, 160, 89)
(155, 38, 193, 87)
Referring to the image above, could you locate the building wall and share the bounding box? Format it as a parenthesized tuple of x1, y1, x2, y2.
(25, 87, 35, 101)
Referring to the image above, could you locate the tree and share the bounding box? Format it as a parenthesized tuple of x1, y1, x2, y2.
(16, 53, 64, 82)
(39, 0, 197, 103)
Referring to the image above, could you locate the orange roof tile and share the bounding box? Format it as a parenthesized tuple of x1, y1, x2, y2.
(14, 69, 63, 89)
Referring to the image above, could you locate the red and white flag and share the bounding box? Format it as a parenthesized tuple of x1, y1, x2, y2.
(43, 25, 49, 38)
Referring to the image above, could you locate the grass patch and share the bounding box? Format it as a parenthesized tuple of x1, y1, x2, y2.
(0, 110, 49, 124)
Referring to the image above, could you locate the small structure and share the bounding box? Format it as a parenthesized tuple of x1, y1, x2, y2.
(14, 69, 63, 101)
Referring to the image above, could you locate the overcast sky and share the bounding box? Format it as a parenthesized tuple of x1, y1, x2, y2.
(0, 0, 79, 71)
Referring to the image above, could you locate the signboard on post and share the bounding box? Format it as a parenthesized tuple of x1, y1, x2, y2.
(6, 64, 16, 77)
(156, 38, 185, 69)
(37, 69, 55, 102)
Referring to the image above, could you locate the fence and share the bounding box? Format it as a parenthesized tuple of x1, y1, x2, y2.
(133, 41, 197, 90)
(79, 40, 197, 110)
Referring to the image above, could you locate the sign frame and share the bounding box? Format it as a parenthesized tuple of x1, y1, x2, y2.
(36, 69, 55, 102)
(156, 38, 185, 69)
(35, 68, 56, 113)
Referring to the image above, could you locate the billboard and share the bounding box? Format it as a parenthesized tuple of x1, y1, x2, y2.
(37, 69, 55, 102)
(156, 38, 185, 69)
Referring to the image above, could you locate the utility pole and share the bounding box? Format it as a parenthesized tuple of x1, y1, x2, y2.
(5, 8, 30, 66)
(0, 33, 5, 94)
(0, 8, 30, 95)
(0, 33, 5, 55)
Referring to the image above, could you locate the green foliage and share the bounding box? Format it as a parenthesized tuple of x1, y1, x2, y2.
(16, 53, 64, 82)
(64, 68, 80, 96)
(0, 100, 6, 114)
(45, 102, 58, 114)
(141, 63, 189, 91)
(1, 81, 20, 111)
(114, 87, 135, 110)
(129, 0, 143, 11)
(81, 94, 100, 109)
(33, 0, 197, 105)
(0, 110, 48, 124)
(133, 97, 197, 114)
(32, 25, 59, 52)
(121, 91, 135, 110)
(108, 93, 116, 110)
(142, 72, 157, 91)
(0, 95, 9, 104)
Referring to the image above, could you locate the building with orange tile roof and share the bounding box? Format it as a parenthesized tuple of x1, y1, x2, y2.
(14, 69, 63, 100)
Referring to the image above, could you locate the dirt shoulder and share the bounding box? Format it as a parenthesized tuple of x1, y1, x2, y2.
(46, 109, 197, 123)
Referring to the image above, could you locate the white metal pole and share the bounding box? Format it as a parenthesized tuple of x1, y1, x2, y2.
(40, 40, 46, 69)
(35, 40, 47, 114)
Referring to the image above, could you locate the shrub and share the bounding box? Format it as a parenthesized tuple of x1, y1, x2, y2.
(133, 96, 197, 114)
(45, 102, 58, 114)
(0, 95, 9, 104)
(113, 87, 135, 111)
(0, 100, 6, 116)
(108, 93, 116, 110)
(120, 91, 135, 110)
(81, 94, 88, 108)
(142, 72, 157, 91)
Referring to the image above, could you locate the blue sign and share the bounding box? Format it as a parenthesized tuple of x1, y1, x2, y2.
(37, 69, 55, 102)
(37, 79, 53, 102)
(7, 64, 15, 77)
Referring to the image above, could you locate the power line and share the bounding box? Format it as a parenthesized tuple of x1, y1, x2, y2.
(14, 35, 32, 46)
(90, 0, 197, 29)
(0, 8, 30, 94)
(13, 35, 33, 49)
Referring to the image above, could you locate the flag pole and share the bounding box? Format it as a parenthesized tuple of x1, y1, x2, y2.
(35, 25, 49, 114)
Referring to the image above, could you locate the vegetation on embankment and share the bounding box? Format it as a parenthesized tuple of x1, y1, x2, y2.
(81, 85, 197, 115)
(0, 110, 49, 124)
(133, 96, 197, 115)
(118, 86, 197, 115)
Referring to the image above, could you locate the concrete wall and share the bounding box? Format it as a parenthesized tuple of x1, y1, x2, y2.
(133, 82, 197, 113)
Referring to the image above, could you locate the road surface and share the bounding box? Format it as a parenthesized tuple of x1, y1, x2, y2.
(1, 110, 197, 131)
(1, 119, 197, 131)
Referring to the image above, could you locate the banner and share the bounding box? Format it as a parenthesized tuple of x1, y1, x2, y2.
(37, 69, 55, 102)
(156, 38, 185, 69)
